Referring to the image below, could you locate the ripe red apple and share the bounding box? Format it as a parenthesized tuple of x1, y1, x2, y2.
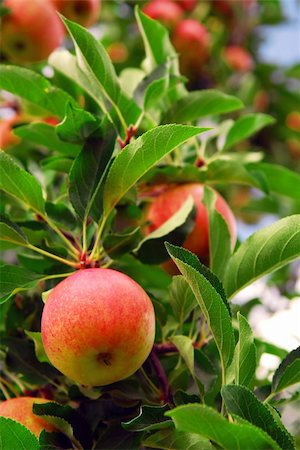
(171, 19, 210, 77)
(223, 46, 254, 72)
(0, 397, 56, 437)
(0, 0, 64, 63)
(176, 0, 197, 12)
(143, 183, 237, 274)
(143, 0, 183, 28)
(41, 268, 155, 386)
(50, 0, 100, 28)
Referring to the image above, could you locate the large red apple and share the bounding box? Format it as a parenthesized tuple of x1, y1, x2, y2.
(143, 1, 183, 28)
(41, 268, 155, 386)
(0, 0, 64, 63)
(0, 397, 56, 437)
(50, 0, 100, 28)
(143, 183, 236, 273)
(171, 19, 210, 78)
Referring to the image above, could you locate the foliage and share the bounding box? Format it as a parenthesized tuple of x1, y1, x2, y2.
(0, 1, 299, 449)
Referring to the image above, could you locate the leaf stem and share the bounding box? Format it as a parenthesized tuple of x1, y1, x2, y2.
(263, 391, 276, 404)
(40, 214, 79, 259)
(27, 244, 79, 268)
(82, 217, 88, 255)
(149, 348, 174, 406)
(89, 216, 107, 261)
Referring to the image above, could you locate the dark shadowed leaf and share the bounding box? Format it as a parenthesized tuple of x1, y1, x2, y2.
(56, 103, 99, 143)
(14, 122, 81, 157)
(68, 125, 116, 221)
(122, 405, 171, 432)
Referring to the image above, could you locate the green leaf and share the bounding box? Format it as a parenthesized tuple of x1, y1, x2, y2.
(163, 90, 243, 123)
(56, 103, 99, 144)
(134, 62, 169, 109)
(166, 244, 235, 372)
(14, 122, 81, 157)
(49, 49, 104, 111)
(224, 215, 300, 298)
(246, 163, 300, 201)
(272, 346, 300, 393)
(143, 428, 212, 450)
(135, 7, 178, 70)
(33, 402, 93, 450)
(122, 405, 171, 432)
(169, 276, 196, 324)
(0, 417, 39, 450)
(135, 196, 196, 264)
(234, 313, 257, 388)
(25, 331, 51, 364)
(221, 384, 295, 450)
(203, 187, 232, 280)
(223, 113, 275, 150)
(0, 151, 45, 214)
(0, 215, 28, 246)
(103, 125, 207, 218)
(41, 156, 73, 173)
(68, 125, 116, 221)
(0, 65, 77, 119)
(0, 264, 42, 303)
(201, 156, 263, 189)
(62, 17, 141, 132)
(166, 404, 281, 450)
(171, 335, 195, 378)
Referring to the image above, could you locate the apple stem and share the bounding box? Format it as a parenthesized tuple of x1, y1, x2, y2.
(149, 348, 174, 406)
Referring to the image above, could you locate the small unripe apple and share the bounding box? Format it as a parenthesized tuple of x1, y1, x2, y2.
(0, 0, 64, 63)
(143, 183, 236, 274)
(171, 19, 210, 77)
(223, 46, 254, 72)
(41, 268, 155, 386)
(143, 0, 183, 28)
(50, 0, 100, 28)
(0, 397, 56, 437)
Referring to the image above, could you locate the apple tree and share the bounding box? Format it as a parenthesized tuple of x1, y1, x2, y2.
(0, 3, 300, 450)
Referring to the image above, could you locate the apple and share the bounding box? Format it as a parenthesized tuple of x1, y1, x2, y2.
(41, 268, 155, 386)
(177, 0, 197, 12)
(107, 42, 128, 64)
(0, 397, 56, 437)
(0, 115, 21, 149)
(50, 0, 100, 28)
(171, 19, 210, 78)
(223, 46, 254, 72)
(0, 0, 64, 63)
(286, 111, 300, 132)
(143, 0, 183, 28)
(143, 183, 236, 274)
